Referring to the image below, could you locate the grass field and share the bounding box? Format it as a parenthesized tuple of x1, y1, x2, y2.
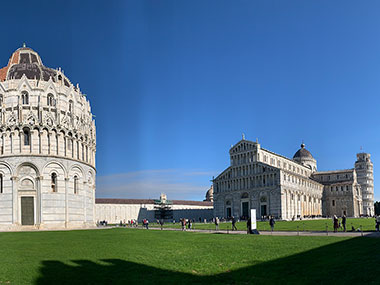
(150, 217, 378, 232)
(0, 228, 379, 284)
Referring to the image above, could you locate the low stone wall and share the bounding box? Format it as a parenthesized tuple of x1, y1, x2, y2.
(95, 200, 213, 224)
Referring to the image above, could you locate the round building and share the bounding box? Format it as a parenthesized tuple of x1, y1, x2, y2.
(0, 45, 96, 230)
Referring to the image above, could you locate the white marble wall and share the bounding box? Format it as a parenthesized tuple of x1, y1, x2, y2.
(0, 155, 95, 230)
(95, 203, 213, 224)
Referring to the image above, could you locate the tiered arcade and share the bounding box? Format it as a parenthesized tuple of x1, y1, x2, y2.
(0, 46, 96, 230)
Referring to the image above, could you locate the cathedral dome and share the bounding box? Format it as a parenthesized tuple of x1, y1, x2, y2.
(204, 185, 213, 202)
(293, 143, 317, 172)
(0, 45, 70, 85)
(293, 143, 314, 159)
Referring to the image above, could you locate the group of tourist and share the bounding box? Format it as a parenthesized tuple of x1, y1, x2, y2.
(180, 218, 194, 230)
(332, 215, 347, 232)
(215, 216, 238, 231)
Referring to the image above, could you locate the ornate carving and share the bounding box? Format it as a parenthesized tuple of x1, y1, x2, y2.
(24, 111, 37, 126)
(44, 112, 55, 127)
(7, 112, 17, 126)
(61, 115, 71, 129)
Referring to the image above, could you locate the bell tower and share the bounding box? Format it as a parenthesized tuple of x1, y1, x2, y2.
(355, 153, 374, 216)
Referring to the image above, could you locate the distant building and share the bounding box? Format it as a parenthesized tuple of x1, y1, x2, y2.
(213, 136, 374, 220)
(95, 194, 213, 223)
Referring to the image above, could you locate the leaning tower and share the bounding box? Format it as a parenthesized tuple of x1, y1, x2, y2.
(0, 45, 96, 230)
(355, 153, 374, 216)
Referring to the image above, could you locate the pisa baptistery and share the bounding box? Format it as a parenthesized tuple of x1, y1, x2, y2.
(0, 45, 96, 230)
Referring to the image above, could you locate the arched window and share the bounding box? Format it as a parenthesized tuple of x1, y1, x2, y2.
(69, 100, 73, 113)
(47, 94, 55, 106)
(22, 91, 29, 105)
(23, 128, 30, 146)
(77, 141, 79, 159)
(51, 173, 57, 192)
(0, 174, 3, 194)
(74, 176, 78, 194)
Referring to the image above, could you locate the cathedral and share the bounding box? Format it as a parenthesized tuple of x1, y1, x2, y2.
(213, 136, 374, 220)
(0, 45, 96, 230)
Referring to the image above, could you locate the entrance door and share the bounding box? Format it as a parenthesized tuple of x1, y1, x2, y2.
(260, 204, 267, 217)
(226, 207, 232, 218)
(21, 197, 34, 225)
(242, 202, 249, 218)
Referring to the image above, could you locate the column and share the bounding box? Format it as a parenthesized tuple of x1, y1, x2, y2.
(65, 177, 69, 228)
(14, 130, 20, 154)
(50, 131, 57, 156)
(83, 181, 87, 224)
(36, 176, 42, 227)
(11, 176, 19, 225)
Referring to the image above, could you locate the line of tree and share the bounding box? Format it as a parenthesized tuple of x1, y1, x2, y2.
(375, 201, 380, 215)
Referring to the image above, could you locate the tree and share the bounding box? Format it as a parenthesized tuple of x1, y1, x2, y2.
(375, 201, 380, 215)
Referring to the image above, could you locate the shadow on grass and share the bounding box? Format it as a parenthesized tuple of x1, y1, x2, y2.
(35, 237, 380, 284)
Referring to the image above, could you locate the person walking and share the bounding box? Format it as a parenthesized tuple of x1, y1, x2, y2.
(231, 216, 237, 231)
(215, 216, 220, 231)
(376, 216, 380, 232)
(342, 215, 346, 232)
(247, 217, 252, 234)
(269, 216, 275, 231)
(333, 215, 339, 233)
(188, 219, 192, 230)
(181, 218, 186, 231)
(145, 219, 149, 229)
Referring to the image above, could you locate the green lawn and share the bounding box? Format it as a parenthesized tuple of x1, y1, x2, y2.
(151, 217, 378, 232)
(0, 228, 379, 284)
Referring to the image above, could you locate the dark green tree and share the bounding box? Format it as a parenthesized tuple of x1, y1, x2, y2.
(375, 201, 380, 215)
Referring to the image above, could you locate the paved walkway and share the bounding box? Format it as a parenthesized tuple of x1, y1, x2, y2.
(149, 227, 380, 238)
(1, 225, 379, 238)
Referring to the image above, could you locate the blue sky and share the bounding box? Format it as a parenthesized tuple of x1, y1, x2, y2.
(1, 0, 379, 201)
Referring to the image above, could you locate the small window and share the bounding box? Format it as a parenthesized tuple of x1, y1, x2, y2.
(74, 176, 78, 194)
(23, 128, 30, 146)
(332, 200, 335, 206)
(0, 174, 3, 193)
(51, 173, 57, 192)
(0, 95, 3, 106)
(22, 91, 29, 105)
(47, 94, 55, 106)
(69, 100, 73, 113)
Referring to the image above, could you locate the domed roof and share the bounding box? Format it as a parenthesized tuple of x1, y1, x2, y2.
(293, 143, 314, 160)
(204, 185, 214, 202)
(0, 45, 66, 85)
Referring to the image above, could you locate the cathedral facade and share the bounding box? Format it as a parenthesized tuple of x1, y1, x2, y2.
(213, 137, 374, 220)
(0, 46, 96, 230)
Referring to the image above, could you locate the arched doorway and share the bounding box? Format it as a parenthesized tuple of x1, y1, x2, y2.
(225, 200, 232, 218)
(260, 196, 268, 218)
(241, 192, 249, 219)
(17, 164, 40, 226)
